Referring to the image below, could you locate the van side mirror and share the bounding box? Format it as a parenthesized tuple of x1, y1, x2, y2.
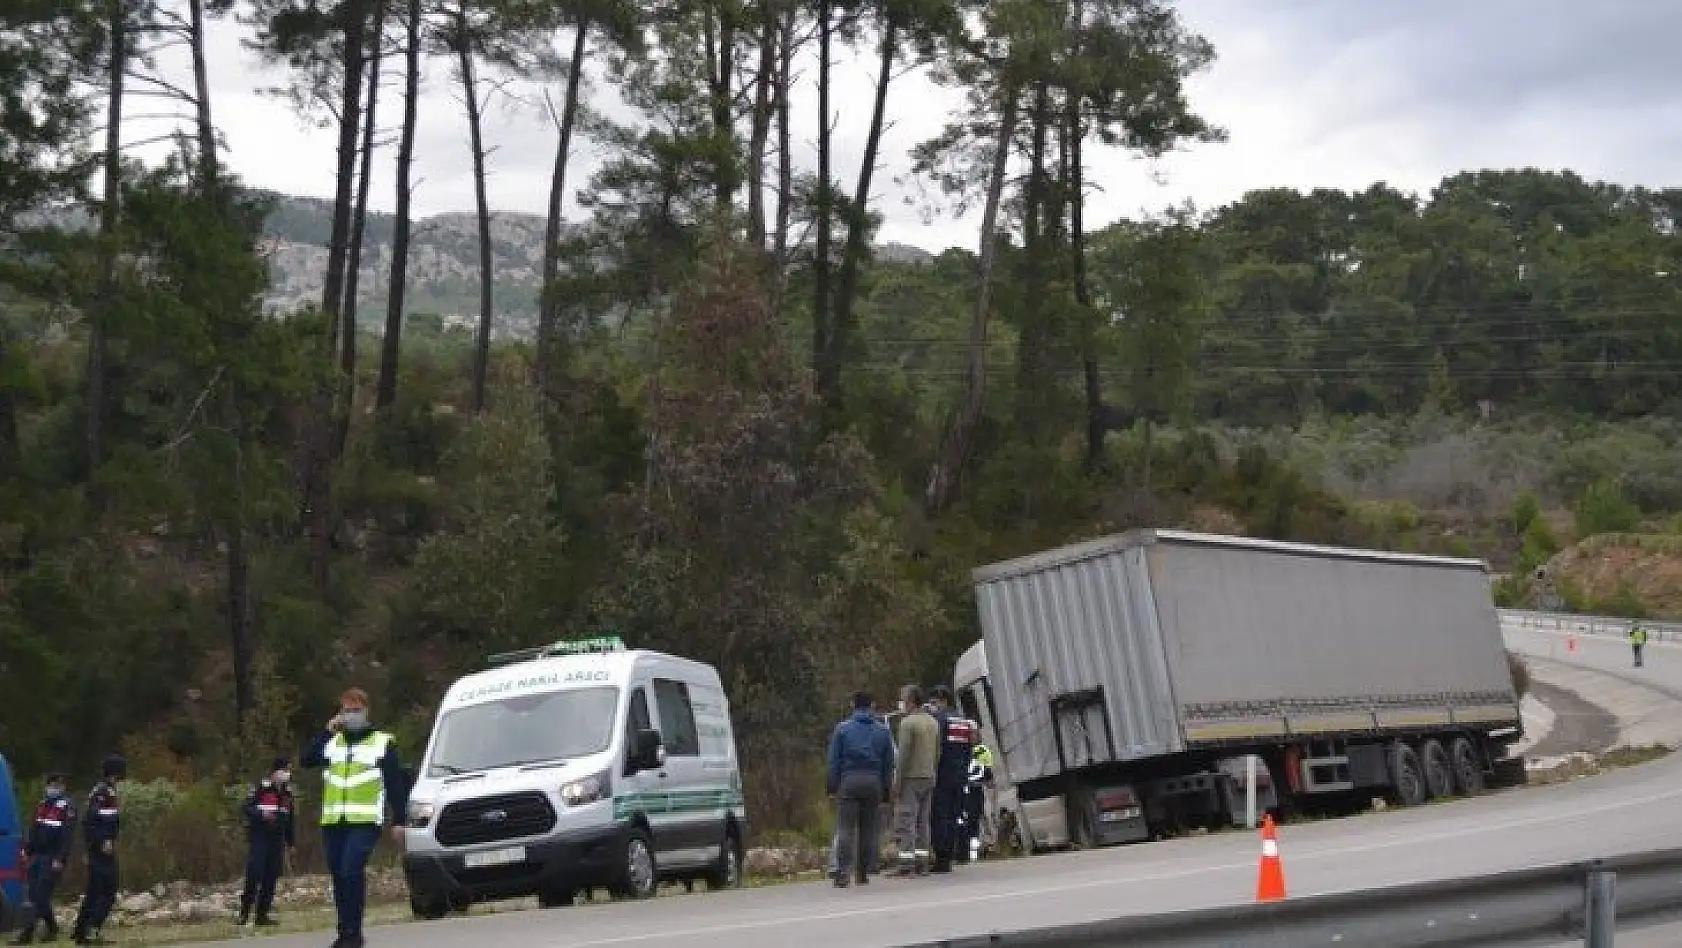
(630, 728, 665, 772)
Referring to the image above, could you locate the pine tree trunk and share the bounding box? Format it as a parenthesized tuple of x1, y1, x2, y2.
(812, 0, 835, 407)
(188, 0, 217, 188)
(226, 516, 254, 723)
(319, 0, 370, 332)
(829, 16, 897, 421)
(375, 0, 422, 411)
(1014, 83, 1052, 435)
(769, 7, 794, 313)
(704, 7, 735, 210)
(745, 8, 776, 248)
(336, 0, 385, 461)
(86, 0, 128, 477)
(1065, 0, 1110, 473)
(461, 21, 495, 414)
(924, 86, 1019, 516)
(535, 20, 589, 400)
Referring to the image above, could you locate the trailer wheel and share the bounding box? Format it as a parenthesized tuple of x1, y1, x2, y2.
(1450, 737, 1485, 795)
(1420, 739, 1454, 799)
(1390, 742, 1428, 807)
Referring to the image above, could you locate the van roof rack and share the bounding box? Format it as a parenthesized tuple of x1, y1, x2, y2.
(487, 634, 627, 667)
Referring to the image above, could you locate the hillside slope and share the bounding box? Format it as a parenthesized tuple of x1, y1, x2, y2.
(1547, 534, 1682, 619)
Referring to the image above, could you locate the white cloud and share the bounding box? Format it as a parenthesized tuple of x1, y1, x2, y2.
(130, 0, 1682, 254)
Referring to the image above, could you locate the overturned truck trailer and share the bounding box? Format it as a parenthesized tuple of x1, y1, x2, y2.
(955, 530, 1523, 852)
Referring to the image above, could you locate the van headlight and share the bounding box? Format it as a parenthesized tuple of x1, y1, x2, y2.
(560, 773, 609, 806)
(407, 801, 436, 828)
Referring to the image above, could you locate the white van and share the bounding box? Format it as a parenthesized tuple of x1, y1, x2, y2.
(402, 636, 747, 916)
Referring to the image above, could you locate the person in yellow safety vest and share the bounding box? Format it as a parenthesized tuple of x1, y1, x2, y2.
(961, 743, 995, 862)
(1630, 622, 1648, 668)
(300, 688, 410, 948)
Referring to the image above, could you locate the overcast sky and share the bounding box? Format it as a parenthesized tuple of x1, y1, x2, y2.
(144, 0, 1682, 253)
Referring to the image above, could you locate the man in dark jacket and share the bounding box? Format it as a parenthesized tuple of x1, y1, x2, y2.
(238, 758, 296, 927)
(826, 692, 894, 888)
(11, 772, 75, 945)
(927, 686, 974, 873)
(70, 755, 124, 946)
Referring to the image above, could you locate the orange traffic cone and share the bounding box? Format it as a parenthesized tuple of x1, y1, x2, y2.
(1256, 814, 1287, 902)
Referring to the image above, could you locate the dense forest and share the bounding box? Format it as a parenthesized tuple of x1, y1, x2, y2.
(3, 0, 1682, 874)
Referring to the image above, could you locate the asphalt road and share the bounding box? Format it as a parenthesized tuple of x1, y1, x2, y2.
(186, 618, 1677, 948)
(1502, 615, 1682, 700)
(202, 753, 1682, 947)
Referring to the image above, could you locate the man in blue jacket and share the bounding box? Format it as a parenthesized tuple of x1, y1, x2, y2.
(827, 692, 894, 888)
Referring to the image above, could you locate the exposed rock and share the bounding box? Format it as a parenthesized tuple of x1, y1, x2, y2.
(744, 847, 826, 877)
(173, 899, 232, 922)
(110, 850, 824, 932)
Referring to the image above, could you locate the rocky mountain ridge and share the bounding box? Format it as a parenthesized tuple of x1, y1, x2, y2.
(255, 193, 938, 338)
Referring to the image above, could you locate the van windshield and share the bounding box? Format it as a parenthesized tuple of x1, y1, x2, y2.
(428, 686, 620, 777)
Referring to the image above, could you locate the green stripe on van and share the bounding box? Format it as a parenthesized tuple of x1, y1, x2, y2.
(614, 789, 745, 820)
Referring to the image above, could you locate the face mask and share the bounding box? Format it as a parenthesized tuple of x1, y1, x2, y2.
(275, 770, 291, 785)
(46, 785, 63, 799)
(340, 709, 368, 730)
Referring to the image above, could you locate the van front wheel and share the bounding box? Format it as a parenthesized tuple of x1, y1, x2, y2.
(613, 830, 659, 900)
(409, 893, 449, 920)
(704, 828, 743, 890)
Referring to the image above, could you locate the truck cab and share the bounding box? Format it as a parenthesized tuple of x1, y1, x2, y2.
(0, 753, 24, 934)
(955, 640, 1276, 852)
(954, 640, 1052, 852)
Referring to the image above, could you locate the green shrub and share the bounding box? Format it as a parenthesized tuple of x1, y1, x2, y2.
(1592, 582, 1649, 620)
(1507, 650, 1530, 698)
(1518, 516, 1559, 573)
(1511, 488, 1541, 536)
(50, 778, 408, 893)
(1574, 479, 1640, 537)
(1493, 574, 1527, 608)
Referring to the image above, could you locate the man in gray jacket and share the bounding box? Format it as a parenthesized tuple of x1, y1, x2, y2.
(891, 685, 939, 876)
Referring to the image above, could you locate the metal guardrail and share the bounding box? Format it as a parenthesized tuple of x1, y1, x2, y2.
(1500, 607, 1682, 643)
(898, 848, 1682, 947)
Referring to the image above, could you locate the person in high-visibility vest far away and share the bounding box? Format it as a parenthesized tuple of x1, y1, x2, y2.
(1631, 622, 1648, 668)
(301, 689, 410, 948)
(238, 757, 296, 927)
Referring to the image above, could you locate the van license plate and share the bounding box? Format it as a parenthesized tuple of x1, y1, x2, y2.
(464, 846, 526, 868)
